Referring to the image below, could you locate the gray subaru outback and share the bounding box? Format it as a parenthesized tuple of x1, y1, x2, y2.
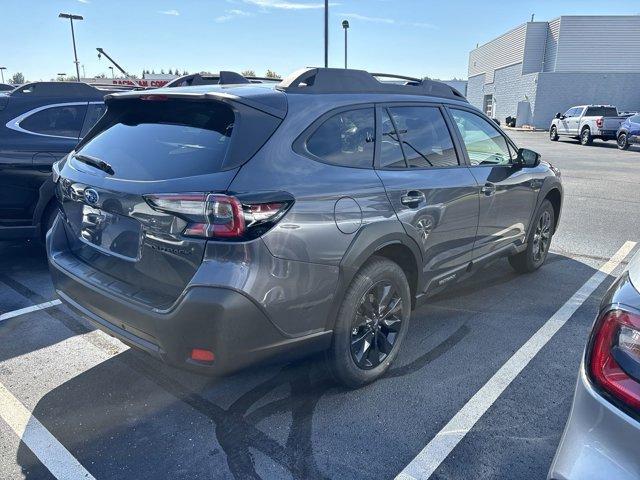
(47, 68, 563, 387)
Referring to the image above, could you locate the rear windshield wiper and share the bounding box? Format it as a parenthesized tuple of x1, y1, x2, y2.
(73, 154, 114, 175)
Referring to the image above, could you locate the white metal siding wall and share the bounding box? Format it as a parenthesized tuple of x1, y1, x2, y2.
(554, 16, 640, 72)
(522, 23, 548, 74)
(533, 72, 640, 128)
(468, 23, 527, 83)
(543, 19, 561, 72)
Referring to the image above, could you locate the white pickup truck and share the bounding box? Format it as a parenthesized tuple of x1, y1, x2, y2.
(549, 105, 629, 145)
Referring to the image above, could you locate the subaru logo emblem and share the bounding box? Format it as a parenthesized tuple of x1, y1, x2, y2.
(84, 188, 99, 206)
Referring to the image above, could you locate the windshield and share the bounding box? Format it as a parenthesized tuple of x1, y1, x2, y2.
(74, 99, 235, 180)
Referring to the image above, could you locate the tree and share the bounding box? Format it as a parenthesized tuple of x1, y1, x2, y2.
(160, 69, 165, 74)
(168, 69, 173, 75)
(9, 72, 25, 84)
(242, 69, 256, 77)
(183, 70, 189, 75)
(265, 70, 280, 79)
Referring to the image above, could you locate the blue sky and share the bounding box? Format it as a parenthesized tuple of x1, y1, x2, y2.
(2, 0, 638, 82)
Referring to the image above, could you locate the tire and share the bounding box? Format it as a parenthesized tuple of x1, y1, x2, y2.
(580, 127, 593, 146)
(618, 133, 630, 150)
(328, 256, 411, 388)
(549, 126, 559, 141)
(509, 200, 555, 274)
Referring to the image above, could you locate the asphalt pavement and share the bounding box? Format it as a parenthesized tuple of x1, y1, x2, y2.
(0, 131, 638, 480)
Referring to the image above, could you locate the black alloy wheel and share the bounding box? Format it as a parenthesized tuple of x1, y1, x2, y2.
(350, 281, 403, 369)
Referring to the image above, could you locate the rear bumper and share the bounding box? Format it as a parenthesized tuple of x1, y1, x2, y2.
(547, 365, 640, 480)
(47, 216, 332, 374)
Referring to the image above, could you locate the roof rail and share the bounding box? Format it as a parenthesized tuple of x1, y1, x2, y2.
(277, 68, 466, 101)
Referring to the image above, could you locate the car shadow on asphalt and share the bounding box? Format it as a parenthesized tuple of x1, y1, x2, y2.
(9, 252, 610, 480)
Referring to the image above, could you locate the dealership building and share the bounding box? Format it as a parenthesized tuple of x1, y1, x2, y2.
(466, 15, 640, 128)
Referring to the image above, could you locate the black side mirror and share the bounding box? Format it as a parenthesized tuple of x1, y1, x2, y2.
(517, 148, 541, 168)
(555, 112, 562, 119)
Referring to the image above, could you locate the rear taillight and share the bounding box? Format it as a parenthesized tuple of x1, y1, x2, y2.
(144, 192, 292, 240)
(588, 309, 640, 411)
(596, 117, 603, 128)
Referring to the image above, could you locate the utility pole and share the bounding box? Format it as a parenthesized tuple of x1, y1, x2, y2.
(0, 67, 6, 84)
(324, 0, 329, 67)
(58, 13, 84, 81)
(342, 20, 350, 69)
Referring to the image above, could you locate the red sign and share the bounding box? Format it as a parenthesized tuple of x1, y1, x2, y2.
(111, 79, 170, 87)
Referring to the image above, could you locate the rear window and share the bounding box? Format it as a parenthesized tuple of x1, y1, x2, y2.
(586, 106, 618, 117)
(74, 99, 235, 180)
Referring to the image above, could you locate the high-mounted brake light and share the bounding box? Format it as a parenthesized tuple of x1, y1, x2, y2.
(589, 309, 640, 411)
(144, 192, 292, 240)
(139, 94, 169, 101)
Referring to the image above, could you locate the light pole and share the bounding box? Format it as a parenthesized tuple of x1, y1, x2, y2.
(108, 66, 114, 79)
(58, 13, 84, 82)
(0, 67, 6, 84)
(342, 20, 349, 69)
(82, 64, 86, 78)
(324, 0, 328, 67)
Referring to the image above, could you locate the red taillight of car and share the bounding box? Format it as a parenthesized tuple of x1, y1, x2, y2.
(588, 309, 640, 410)
(191, 348, 215, 363)
(596, 117, 604, 128)
(144, 192, 291, 240)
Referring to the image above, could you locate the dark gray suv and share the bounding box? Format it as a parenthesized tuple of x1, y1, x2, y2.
(47, 68, 563, 387)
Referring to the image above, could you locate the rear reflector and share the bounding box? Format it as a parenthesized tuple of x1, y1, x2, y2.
(191, 348, 215, 362)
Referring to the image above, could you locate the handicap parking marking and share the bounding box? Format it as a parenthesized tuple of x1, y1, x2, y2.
(396, 240, 637, 480)
(0, 380, 96, 480)
(0, 299, 62, 323)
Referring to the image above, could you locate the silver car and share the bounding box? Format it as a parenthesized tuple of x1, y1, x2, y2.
(549, 250, 640, 479)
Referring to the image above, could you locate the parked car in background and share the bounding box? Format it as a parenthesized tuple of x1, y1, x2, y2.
(548, 250, 640, 480)
(0, 81, 123, 241)
(0, 83, 14, 92)
(48, 68, 562, 387)
(617, 113, 640, 150)
(549, 105, 628, 145)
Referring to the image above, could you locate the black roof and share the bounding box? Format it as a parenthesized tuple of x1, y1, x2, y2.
(8, 82, 131, 99)
(277, 68, 467, 101)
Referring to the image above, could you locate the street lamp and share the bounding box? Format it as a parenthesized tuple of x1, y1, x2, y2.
(58, 13, 84, 81)
(324, 0, 328, 67)
(342, 20, 350, 69)
(108, 66, 114, 79)
(0, 67, 6, 84)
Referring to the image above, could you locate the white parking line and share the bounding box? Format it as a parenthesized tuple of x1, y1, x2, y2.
(396, 240, 637, 480)
(0, 381, 96, 480)
(0, 300, 61, 323)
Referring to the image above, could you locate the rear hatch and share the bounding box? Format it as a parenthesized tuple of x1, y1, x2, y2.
(54, 93, 283, 308)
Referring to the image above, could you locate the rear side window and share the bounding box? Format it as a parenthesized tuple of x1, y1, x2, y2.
(74, 99, 235, 180)
(387, 106, 458, 168)
(305, 108, 375, 168)
(20, 104, 87, 138)
(586, 106, 618, 117)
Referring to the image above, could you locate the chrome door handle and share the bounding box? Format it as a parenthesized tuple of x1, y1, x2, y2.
(400, 190, 426, 207)
(481, 183, 496, 196)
